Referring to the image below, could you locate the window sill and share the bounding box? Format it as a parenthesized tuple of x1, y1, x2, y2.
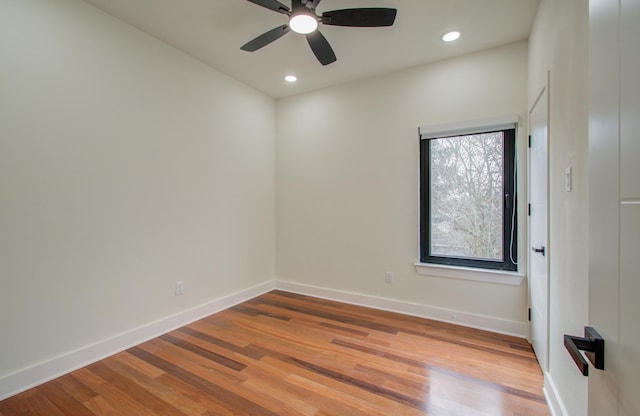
(414, 262, 525, 286)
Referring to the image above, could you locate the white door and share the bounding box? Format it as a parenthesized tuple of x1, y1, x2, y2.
(588, 0, 640, 414)
(528, 79, 549, 371)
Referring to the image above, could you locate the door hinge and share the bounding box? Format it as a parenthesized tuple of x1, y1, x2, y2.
(528, 308, 531, 321)
(528, 135, 532, 148)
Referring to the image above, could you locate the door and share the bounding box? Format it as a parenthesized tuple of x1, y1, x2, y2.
(588, 0, 640, 414)
(528, 78, 549, 372)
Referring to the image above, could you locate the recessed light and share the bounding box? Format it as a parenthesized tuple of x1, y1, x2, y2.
(284, 75, 298, 83)
(289, 13, 318, 34)
(442, 31, 461, 42)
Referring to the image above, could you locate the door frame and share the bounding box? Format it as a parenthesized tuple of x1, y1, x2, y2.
(528, 72, 551, 372)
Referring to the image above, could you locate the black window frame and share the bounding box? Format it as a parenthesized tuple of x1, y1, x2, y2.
(419, 128, 518, 271)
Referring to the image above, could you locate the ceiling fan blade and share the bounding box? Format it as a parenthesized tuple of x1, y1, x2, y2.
(306, 31, 336, 65)
(304, 0, 322, 9)
(241, 25, 291, 52)
(246, 0, 290, 14)
(322, 8, 397, 27)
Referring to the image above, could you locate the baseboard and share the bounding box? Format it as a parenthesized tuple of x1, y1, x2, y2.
(543, 372, 570, 416)
(275, 281, 528, 338)
(0, 280, 276, 401)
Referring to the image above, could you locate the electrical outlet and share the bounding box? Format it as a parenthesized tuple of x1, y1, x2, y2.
(175, 281, 184, 296)
(385, 272, 394, 283)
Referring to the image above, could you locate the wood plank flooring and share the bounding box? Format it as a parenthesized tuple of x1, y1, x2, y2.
(0, 290, 549, 415)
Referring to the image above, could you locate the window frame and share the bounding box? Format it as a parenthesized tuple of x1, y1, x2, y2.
(419, 126, 518, 272)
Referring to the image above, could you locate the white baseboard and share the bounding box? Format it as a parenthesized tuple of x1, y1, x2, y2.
(0, 280, 276, 401)
(543, 372, 570, 416)
(275, 281, 528, 338)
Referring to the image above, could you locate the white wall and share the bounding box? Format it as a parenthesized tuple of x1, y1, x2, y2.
(276, 42, 529, 333)
(528, 0, 589, 415)
(0, 0, 275, 391)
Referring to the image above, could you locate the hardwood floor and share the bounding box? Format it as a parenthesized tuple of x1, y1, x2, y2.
(0, 290, 549, 415)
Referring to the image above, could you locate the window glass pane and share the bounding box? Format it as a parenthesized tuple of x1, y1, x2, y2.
(429, 132, 504, 261)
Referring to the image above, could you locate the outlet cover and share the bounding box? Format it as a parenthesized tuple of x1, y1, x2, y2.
(175, 281, 184, 296)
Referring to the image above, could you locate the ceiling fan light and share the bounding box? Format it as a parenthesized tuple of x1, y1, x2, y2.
(289, 13, 318, 34)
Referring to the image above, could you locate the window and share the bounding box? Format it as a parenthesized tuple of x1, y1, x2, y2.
(419, 120, 517, 271)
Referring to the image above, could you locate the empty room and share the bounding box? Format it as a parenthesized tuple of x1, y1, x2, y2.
(0, 0, 638, 415)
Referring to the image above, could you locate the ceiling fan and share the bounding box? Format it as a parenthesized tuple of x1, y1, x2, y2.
(240, 0, 397, 66)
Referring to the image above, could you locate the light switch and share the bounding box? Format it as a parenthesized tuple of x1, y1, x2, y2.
(565, 166, 572, 192)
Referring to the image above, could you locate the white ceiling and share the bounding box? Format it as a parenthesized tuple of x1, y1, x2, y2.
(83, 0, 540, 98)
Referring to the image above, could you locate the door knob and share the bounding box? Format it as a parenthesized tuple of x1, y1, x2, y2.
(564, 327, 605, 376)
(531, 246, 546, 256)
